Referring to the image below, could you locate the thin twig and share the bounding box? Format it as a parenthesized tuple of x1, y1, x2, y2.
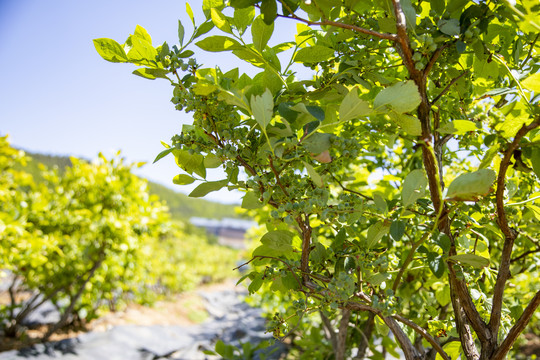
(520, 33, 540, 70)
(431, 71, 470, 105)
(424, 43, 451, 76)
(274, 1, 397, 42)
(392, 232, 430, 292)
(393, 314, 450, 360)
(330, 173, 372, 200)
(234, 255, 304, 290)
(490, 118, 540, 335)
(511, 247, 540, 263)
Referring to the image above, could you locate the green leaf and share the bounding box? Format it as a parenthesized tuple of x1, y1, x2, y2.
(132, 68, 169, 80)
(215, 339, 235, 358)
(196, 35, 242, 52)
(531, 148, 540, 178)
(437, 342, 461, 360)
(392, 114, 422, 136)
(373, 193, 388, 214)
(203, 0, 225, 18)
(302, 133, 331, 154)
(261, 0, 277, 25)
(435, 286, 451, 306)
(251, 88, 274, 129)
(339, 87, 372, 121)
(93, 38, 128, 63)
(295, 45, 335, 63)
(473, 57, 499, 79)
(248, 275, 264, 294)
(282, 272, 300, 290)
(178, 20, 185, 46)
(344, 256, 357, 272)
(291, 103, 325, 121)
(173, 174, 196, 185)
(256, 230, 295, 256)
(437, 120, 478, 135)
(366, 221, 390, 249)
(374, 80, 421, 113)
(427, 253, 446, 278)
(186, 2, 195, 25)
(233, 7, 255, 35)
(193, 21, 215, 39)
(448, 254, 490, 268)
(215, 340, 227, 357)
(173, 149, 206, 178)
(438, 18, 460, 36)
(527, 205, 540, 220)
(192, 83, 218, 96)
(311, 242, 327, 263)
(367, 272, 391, 286)
(479, 145, 498, 169)
(273, 42, 295, 53)
(178, 50, 195, 58)
(522, 72, 540, 92)
(374, 315, 389, 336)
(242, 191, 263, 209)
(232, 48, 266, 67)
(446, 169, 496, 201)
(390, 220, 405, 241)
(252, 15, 274, 52)
(127, 36, 158, 66)
(211, 8, 232, 34)
(402, 169, 427, 207)
(159, 41, 170, 58)
(496, 111, 530, 138)
(378, 17, 397, 33)
(204, 153, 221, 168)
(134, 25, 152, 44)
(230, 0, 258, 8)
(401, 0, 417, 29)
(189, 180, 228, 197)
(435, 233, 451, 253)
(303, 161, 324, 187)
(153, 148, 174, 163)
(430, 0, 445, 15)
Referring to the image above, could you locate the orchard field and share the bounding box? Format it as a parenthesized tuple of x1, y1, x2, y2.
(0, 136, 239, 347)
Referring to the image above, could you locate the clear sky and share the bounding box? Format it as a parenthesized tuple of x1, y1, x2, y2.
(0, 0, 299, 204)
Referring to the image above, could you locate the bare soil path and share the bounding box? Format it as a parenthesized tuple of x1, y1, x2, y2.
(0, 280, 285, 360)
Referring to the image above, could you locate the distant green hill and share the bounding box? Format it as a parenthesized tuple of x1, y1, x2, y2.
(147, 181, 239, 220)
(21, 151, 239, 220)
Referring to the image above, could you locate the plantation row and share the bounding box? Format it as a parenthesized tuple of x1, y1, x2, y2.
(0, 136, 238, 341)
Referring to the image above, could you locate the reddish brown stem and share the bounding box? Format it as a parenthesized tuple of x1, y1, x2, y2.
(297, 215, 312, 283)
(490, 119, 540, 336)
(492, 290, 540, 360)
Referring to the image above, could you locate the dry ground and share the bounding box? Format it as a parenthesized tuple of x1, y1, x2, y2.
(0, 279, 238, 352)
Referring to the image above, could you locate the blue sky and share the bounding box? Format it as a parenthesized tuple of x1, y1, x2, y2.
(0, 1, 299, 203)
